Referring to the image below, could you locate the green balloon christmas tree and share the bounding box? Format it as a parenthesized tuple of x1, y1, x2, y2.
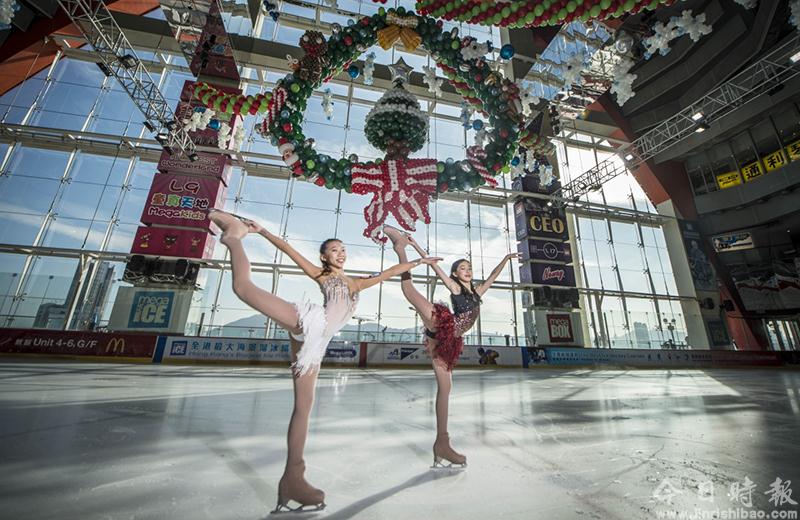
(364, 58, 428, 159)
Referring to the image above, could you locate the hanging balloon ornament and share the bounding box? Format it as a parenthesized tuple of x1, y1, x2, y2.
(347, 63, 361, 79)
(791, 0, 800, 30)
(0, 0, 20, 26)
(192, 8, 550, 242)
(518, 83, 540, 118)
(182, 107, 214, 133)
(262, 0, 279, 22)
(322, 88, 334, 120)
(363, 52, 376, 86)
(217, 122, 232, 148)
(421, 65, 444, 97)
(232, 125, 246, 152)
(499, 43, 515, 60)
(414, 0, 670, 29)
(459, 101, 474, 129)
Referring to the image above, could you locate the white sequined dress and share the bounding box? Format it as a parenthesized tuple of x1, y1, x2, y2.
(291, 275, 359, 375)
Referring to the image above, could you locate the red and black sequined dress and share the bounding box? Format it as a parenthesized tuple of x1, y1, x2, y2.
(425, 290, 481, 371)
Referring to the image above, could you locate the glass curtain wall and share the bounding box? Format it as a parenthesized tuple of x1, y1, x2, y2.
(0, 1, 687, 347)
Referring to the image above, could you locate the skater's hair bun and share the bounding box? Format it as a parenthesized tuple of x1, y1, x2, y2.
(317, 238, 343, 278)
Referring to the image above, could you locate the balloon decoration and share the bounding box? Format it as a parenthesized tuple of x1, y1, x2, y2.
(414, 0, 673, 29)
(193, 7, 552, 242)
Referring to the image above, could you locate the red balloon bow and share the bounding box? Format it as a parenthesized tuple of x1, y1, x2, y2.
(351, 159, 438, 243)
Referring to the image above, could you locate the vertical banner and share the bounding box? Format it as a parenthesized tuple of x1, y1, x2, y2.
(679, 220, 717, 292)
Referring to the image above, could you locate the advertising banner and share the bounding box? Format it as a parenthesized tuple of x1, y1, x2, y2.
(715, 171, 741, 190)
(741, 160, 763, 182)
(763, 150, 787, 172)
(157, 150, 232, 182)
(544, 347, 782, 367)
(518, 238, 572, 263)
(141, 173, 226, 230)
(711, 231, 754, 253)
(679, 220, 716, 292)
(108, 287, 195, 333)
(787, 139, 800, 162)
(519, 261, 576, 287)
(365, 343, 522, 367)
(0, 328, 157, 358)
(731, 261, 800, 311)
(533, 310, 584, 346)
(156, 336, 360, 366)
(131, 225, 216, 259)
(513, 199, 569, 241)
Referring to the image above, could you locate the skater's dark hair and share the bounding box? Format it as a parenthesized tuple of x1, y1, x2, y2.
(317, 238, 343, 278)
(449, 258, 481, 302)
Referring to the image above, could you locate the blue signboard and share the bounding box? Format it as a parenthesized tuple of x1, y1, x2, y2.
(128, 291, 174, 329)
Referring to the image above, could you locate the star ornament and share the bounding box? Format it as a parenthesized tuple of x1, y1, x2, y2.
(388, 58, 413, 85)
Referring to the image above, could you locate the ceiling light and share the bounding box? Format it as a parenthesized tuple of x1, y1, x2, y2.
(695, 122, 710, 133)
(691, 111, 704, 121)
(624, 153, 634, 161)
(790, 50, 800, 63)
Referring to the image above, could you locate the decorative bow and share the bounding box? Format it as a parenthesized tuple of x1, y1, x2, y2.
(351, 159, 438, 243)
(377, 13, 421, 52)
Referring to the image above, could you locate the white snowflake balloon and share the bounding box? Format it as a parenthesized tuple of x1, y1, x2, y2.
(363, 52, 376, 86)
(538, 165, 555, 187)
(421, 66, 443, 96)
(518, 83, 540, 118)
(643, 20, 679, 58)
(610, 57, 637, 106)
(674, 10, 712, 42)
(474, 127, 488, 147)
(561, 52, 587, 88)
(322, 88, 334, 120)
(460, 38, 491, 61)
(217, 122, 232, 148)
(232, 125, 245, 152)
(791, 0, 800, 29)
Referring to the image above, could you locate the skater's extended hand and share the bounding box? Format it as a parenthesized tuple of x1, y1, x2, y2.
(418, 257, 443, 266)
(504, 252, 521, 262)
(244, 219, 264, 234)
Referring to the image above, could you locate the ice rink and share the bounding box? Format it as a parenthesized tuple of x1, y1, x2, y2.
(1, 360, 799, 520)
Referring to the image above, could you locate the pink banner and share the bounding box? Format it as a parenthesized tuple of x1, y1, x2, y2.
(141, 173, 227, 229)
(131, 225, 216, 259)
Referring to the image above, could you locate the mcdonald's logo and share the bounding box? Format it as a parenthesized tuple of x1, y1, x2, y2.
(105, 337, 125, 354)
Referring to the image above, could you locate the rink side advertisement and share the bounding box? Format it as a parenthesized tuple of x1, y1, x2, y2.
(0, 329, 157, 359)
(155, 336, 361, 366)
(366, 343, 523, 367)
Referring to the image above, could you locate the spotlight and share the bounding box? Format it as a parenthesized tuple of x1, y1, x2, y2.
(187, 153, 199, 162)
(164, 120, 178, 130)
(546, 201, 553, 207)
(624, 153, 634, 161)
(118, 54, 137, 69)
(691, 111, 704, 121)
(143, 121, 156, 133)
(695, 122, 710, 133)
(95, 62, 113, 77)
(791, 50, 800, 63)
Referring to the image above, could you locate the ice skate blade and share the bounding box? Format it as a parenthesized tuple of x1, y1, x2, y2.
(431, 459, 467, 470)
(270, 500, 326, 514)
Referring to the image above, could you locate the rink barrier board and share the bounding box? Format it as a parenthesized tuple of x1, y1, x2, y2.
(0, 328, 157, 360)
(525, 346, 784, 368)
(0, 328, 794, 368)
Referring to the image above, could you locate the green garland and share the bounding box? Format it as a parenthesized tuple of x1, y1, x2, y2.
(259, 7, 534, 193)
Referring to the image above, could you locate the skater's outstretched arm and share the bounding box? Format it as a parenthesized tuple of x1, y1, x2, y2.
(428, 261, 461, 294)
(476, 253, 520, 297)
(354, 257, 442, 292)
(247, 221, 323, 279)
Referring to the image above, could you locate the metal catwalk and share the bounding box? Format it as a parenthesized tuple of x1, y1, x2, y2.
(1, 361, 799, 520)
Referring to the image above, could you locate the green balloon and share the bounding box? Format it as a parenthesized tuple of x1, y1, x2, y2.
(600, 0, 612, 8)
(306, 160, 315, 169)
(590, 4, 602, 16)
